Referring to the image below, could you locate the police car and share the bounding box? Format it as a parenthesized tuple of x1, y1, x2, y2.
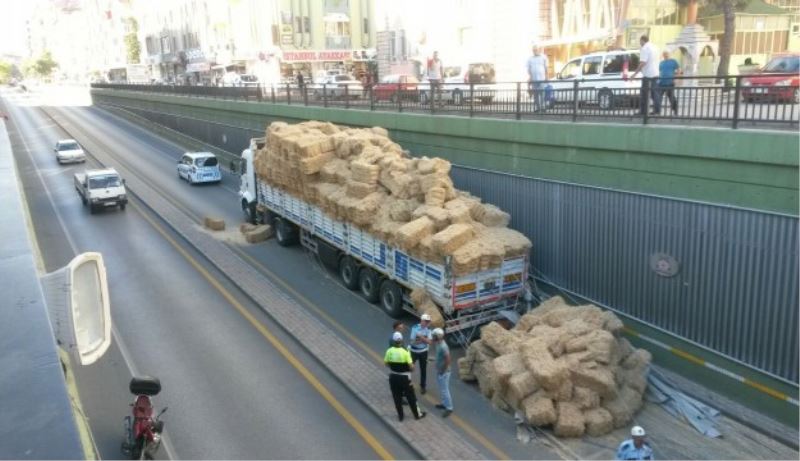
(176, 152, 222, 184)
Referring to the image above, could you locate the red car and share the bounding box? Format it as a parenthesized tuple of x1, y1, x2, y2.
(373, 74, 420, 101)
(742, 53, 799, 103)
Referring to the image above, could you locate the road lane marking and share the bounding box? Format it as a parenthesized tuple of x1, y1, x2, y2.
(130, 201, 394, 460)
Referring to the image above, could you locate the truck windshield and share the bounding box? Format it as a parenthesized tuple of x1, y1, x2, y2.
(88, 175, 122, 189)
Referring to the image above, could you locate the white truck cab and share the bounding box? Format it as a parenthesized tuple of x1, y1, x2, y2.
(74, 168, 127, 214)
(239, 137, 265, 222)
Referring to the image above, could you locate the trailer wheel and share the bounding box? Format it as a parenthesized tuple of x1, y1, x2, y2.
(359, 268, 380, 303)
(379, 280, 404, 318)
(275, 218, 298, 246)
(339, 256, 359, 290)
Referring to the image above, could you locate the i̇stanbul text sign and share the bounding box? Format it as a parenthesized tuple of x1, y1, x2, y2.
(282, 49, 373, 62)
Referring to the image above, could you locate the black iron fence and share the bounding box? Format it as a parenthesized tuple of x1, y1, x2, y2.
(92, 73, 799, 129)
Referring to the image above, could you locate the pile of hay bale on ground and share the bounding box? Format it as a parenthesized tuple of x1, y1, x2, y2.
(457, 296, 651, 437)
(253, 121, 531, 277)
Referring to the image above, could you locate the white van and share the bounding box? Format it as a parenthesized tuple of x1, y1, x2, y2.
(549, 50, 642, 110)
(177, 152, 222, 184)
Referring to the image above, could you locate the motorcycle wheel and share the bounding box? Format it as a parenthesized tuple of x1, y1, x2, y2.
(131, 437, 147, 460)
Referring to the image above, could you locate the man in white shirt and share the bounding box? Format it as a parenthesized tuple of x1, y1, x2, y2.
(632, 35, 660, 115)
(427, 51, 444, 105)
(526, 45, 549, 112)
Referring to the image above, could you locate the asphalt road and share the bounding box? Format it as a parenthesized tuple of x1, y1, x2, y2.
(2, 89, 417, 460)
(4, 85, 797, 460)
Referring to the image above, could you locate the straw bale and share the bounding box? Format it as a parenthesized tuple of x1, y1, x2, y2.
(584, 408, 614, 436)
(419, 172, 451, 192)
(345, 179, 377, 199)
(571, 363, 616, 398)
(564, 330, 616, 364)
(409, 287, 430, 307)
(239, 222, 257, 234)
(622, 349, 652, 370)
(298, 151, 334, 175)
(506, 371, 539, 406)
(245, 225, 273, 243)
(351, 160, 380, 184)
(491, 392, 511, 412)
(320, 158, 349, 183)
(474, 359, 496, 398)
(371, 126, 389, 137)
(203, 216, 225, 231)
(425, 187, 446, 207)
(417, 157, 436, 174)
(446, 204, 473, 224)
(395, 216, 434, 249)
(473, 203, 511, 227)
(526, 350, 569, 391)
(617, 338, 634, 363)
(554, 401, 585, 437)
(492, 353, 526, 384)
(548, 378, 574, 402)
(484, 227, 532, 257)
(458, 357, 477, 381)
(348, 192, 385, 225)
(387, 199, 418, 222)
(431, 223, 475, 254)
(295, 136, 335, 158)
(622, 368, 648, 395)
(573, 386, 600, 410)
(602, 386, 641, 428)
(481, 322, 519, 356)
(521, 391, 557, 426)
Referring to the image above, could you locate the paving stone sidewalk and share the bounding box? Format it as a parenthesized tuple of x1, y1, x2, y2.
(50, 108, 486, 460)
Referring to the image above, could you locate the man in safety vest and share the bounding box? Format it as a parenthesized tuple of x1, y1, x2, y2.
(385, 332, 427, 422)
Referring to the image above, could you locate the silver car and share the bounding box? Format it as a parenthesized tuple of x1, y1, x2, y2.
(55, 139, 86, 164)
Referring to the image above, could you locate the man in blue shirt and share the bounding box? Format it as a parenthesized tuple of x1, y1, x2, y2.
(409, 314, 433, 394)
(657, 51, 681, 115)
(616, 426, 654, 460)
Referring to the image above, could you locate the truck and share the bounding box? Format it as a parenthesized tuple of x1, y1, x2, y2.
(238, 137, 529, 345)
(74, 168, 128, 214)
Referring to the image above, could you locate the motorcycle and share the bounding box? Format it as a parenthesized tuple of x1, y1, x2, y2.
(121, 376, 167, 460)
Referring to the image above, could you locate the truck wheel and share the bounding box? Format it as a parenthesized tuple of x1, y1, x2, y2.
(275, 218, 298, 246)
(242, 199, 256, 224)
(379, 280, 404, 318)
(359, 268, 380, 303)
(339, 256, 359, 290)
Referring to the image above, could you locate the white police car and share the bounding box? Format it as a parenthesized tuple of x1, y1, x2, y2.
(177, 152, 222, 184)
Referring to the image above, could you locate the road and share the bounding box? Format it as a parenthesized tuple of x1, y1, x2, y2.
(2, 88, 416, 460)
(2, 84, 798, 460)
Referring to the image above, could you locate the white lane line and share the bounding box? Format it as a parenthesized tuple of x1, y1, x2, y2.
(11, 105, 179, 460)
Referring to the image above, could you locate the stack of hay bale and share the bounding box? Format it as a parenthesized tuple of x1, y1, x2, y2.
(457, 296, 651, 438)
(253, 121, 531, 279)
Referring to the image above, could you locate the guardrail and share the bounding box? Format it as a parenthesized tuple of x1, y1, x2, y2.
(92, 73, 799, 129)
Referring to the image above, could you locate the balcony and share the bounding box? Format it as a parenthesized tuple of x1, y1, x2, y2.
(325, 35, 351, 49)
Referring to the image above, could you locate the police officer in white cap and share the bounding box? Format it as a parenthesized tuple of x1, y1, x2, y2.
(409, 313, 433, 394)
(616, 426, 654, 460)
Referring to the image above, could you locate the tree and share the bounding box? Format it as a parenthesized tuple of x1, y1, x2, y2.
(677, 0, 747, 79)
(25, 51, 59, 78)
(123, 17, 141, 64)
(0, 61, 12, 83)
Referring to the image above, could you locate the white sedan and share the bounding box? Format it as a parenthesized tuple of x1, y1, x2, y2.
(54, 139, 86, 164)
(310, 75, 364, 100)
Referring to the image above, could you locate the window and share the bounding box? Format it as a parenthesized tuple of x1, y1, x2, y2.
(468, 63, 496, 84)
(195, 157, 218, 167)
(88, 175, 121, 189)
(559, 59, 582, 79)
(582, 56, 603, 75)
(763, 55, 800, 73)
(58, 141, 80, 151)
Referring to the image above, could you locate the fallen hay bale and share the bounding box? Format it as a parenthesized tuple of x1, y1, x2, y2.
(204, 216, 225, 231)
(244, 225, 273, 243)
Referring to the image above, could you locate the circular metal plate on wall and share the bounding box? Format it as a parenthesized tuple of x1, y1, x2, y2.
(650, 252, 680, 277)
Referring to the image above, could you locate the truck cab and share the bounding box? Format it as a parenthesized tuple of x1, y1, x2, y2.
(74, 168, 127, 214)
(239, 137, 265, 222)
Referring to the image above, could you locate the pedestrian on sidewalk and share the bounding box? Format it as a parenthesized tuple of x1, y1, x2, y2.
(409, 314, 433, 394)
(385, 332, 427, 422)
(431, 328, 453, 417)
(616, 426, 654, 460)
(632, 35, 660, 115)
(388, 321, 406, 347)
(658, 51, 681, 115)
(427, 51, 444, 105)
(526, 44, 549, 112)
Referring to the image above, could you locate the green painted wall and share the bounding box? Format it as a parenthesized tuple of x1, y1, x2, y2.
(93, 89, 799, 215)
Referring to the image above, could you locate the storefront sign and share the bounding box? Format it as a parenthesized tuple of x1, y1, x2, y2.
(282, 49, 375, 62)
(186, 62, 210, 73)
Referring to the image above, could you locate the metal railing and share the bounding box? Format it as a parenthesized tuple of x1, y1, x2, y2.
(91, 73, 800, 129)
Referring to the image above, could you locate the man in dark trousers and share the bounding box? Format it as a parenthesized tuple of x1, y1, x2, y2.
(385, 332, 427, 422)
(409, 314, 433, 394)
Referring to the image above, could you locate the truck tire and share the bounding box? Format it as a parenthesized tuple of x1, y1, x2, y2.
(339, 256, 359, 290)
(242, 199, 256, 224)
(379, 280, 404, 318)
(275, 218, 298, 246)
(359, 268, 380, 303)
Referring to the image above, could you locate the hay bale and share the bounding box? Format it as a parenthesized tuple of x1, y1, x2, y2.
(584, 408, 614, 436)
(425, 187, 446, 207)
(573, 386, 600, 410)
(622, 368, 649, 395)
(617, 338, 635, 363)
(622, 349, 653, 370)
(350, 160, 380, 184)
(299, 151, 335, 175)
(410, 288, 429, 307)
(506, 371, 539, 406)
(564, 330, 616, 364)
(548, 378, 574, 402)
(473, 203, 511, 227)
(345, 179, 377, 198)
(240, 222, 257, 234)
(481, 322, 519, 356)
(412, 205, 450, 232)
(526, 351, 570, 392)
(245, 225, 274, 243)
(204, 216, 225, 231)
(600, 310, 624, 334)
(491, 393, 511, 412)
(570, 363, 617, 398)
(492, 353, 526, 385)
(458, 357, 477, 381)
(554, 401, 585, 438)
(388, 199, 418, 222)
(432, 224, 475, 254)
(521, 392, 557, 426)
(395, 216, 434, 249)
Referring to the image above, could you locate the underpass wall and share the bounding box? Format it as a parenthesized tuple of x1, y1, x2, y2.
(92, 89, 799, 426)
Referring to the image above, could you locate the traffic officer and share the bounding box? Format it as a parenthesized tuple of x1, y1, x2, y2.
(409, 314, 433, 394)
(616, 426, 654, 460)
(385, 332, 427, 422)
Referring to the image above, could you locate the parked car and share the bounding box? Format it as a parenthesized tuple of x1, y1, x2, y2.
(742, 53, 800, 104)
(311, 74, 364, 100)
(177, 152, 221, 184)
(548, 50, 642, 110)
(419, 62, 497, 105)
(54, 139, 86, 164)
(239, 74, 260, 88)
(373, 74, 420, 101)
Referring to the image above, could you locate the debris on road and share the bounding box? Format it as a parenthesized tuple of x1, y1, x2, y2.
(203, 216, 225, 231)
(458, 296, 651, 437)
(647, 368, 721, 438)
(244, 224, 274, 244)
